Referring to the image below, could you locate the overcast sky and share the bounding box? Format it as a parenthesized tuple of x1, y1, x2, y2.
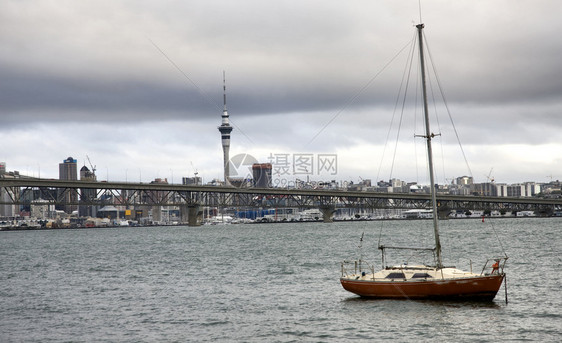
(1, 0, 561, 186)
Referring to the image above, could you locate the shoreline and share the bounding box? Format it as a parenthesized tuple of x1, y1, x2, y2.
(1, 214, 556, 231)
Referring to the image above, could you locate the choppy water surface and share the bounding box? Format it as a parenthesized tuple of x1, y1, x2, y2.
(1, 218, 560, 342)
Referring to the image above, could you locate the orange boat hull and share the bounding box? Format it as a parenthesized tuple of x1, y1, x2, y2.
(340, 274, 505, 300)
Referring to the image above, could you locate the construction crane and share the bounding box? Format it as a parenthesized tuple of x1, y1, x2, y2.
(485, 168, 494, 183)
(190, 161, 198, 177)
(86, 155, 96, 174)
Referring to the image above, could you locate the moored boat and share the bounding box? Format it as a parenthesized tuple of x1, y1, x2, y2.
(340, 23, 507, 301)
(341, 260, 506, 300)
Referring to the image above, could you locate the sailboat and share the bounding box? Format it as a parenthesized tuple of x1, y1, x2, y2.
(340, 23, 507, 300)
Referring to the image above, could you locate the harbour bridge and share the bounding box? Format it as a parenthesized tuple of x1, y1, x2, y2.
(1, 178, 560, 226)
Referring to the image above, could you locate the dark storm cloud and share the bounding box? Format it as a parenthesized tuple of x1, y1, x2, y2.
(2, 0, 560, 127)
(0, 69, 215, 122)
(0, 67, 371, 124)
(0, 0, 413, 126)
(1, 0, 561, 183)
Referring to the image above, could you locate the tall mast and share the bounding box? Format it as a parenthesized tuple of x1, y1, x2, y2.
(417, 23, 443, 269)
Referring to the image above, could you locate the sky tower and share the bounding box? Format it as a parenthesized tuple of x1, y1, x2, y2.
(218, 71, 233, 185)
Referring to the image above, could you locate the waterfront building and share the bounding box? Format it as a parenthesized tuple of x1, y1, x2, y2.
(30, 199, 53, 219)
(523, 182, 541, 196)
(495, 183, 508, 197)
(473, 182, 494, 196)
(506, 184, 524, 197)
(391, 178, 404, 189)
(389, 178, 407, 193)
(505, 182, 541, 197)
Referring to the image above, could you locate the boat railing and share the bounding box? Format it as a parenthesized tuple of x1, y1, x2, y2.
(480, 256, 508, 276)
(378, 245, 437, 270)
(341, 259, 375, 278)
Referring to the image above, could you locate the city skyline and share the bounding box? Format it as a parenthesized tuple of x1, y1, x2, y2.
(1, 1, 561, 185)
(1, 158, 557, 192)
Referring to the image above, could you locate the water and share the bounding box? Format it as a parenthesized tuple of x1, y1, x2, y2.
(1, 218, 560, 342)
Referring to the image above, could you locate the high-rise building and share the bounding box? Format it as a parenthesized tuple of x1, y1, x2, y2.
(60, 157, 77, 181)
(252, 163, 272, 188)
(58, 157, 78, 213)
(0, 162, 6, 175)
(218, 72, 233, 185)
(79, 165, 97, 217)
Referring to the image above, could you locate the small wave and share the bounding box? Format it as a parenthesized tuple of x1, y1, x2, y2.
(533, 312, 562, 319)
(201, 320, 230, 327)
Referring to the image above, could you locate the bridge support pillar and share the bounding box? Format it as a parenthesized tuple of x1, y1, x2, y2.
(186, 204, 201, 227)
(319, 205, 336, 223)
(437, 209, 451, 220)
(436, 203, 452, 220)
(180, 205, 189, 224)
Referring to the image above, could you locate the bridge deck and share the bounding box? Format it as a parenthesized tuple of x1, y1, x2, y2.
(1, 178, 560, 212)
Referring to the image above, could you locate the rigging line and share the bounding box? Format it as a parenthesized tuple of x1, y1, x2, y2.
(414, 61, 431, 246)
(389, 33, 417, 179)
(413, 47, 421, 184)
(422, 32, 448, 185)
(147, 38, 255, 145)
(489, 220, 508, 258)
(376, 33, 417, 182)
(433, 88, 448, 184)
(306, 39, 414, 148)
(424, 33, 473, 177)
(229, 117, 255, 145)
(148, 37, 221, 112)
